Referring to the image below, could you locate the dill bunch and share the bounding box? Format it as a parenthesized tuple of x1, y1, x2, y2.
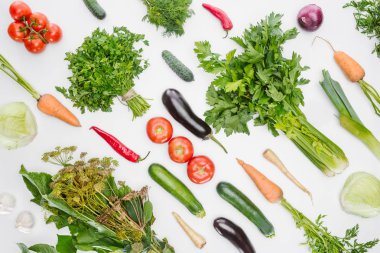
(344, 0, 380, 57)
(20, 147, 174, 253)
(141, 0, 194, 36)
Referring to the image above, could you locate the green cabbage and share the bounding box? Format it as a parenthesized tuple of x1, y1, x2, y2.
(340, 172, 380, 218)
(0, 102, 37, 150)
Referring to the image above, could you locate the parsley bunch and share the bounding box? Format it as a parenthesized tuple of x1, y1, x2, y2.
(57, 27, 150, 119)
(141, 0, 194, 36)
(344, 0, 380, 57)
(195, 13, 348, 176)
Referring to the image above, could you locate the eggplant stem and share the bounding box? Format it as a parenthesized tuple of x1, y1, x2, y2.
(209, 134, 228, 153)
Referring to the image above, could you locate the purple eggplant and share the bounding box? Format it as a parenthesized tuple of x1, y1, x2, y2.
(213, 217, 256, 253)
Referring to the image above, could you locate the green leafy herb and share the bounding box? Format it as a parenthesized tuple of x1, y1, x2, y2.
(344, 0, 380, 57)
(281, 199, 379, 253)
(141, 0, 194, 37)
(194, 13, 348, 176)
(57, 27, 150, 119)
(19, 147, 174, 253)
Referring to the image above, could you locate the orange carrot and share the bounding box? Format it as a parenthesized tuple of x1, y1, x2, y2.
(314, 36, 380, 116)
(37, 94, 81, 127)
(236, 158, 283, 203)
(334, 51, 365, 82)
(314, 36, 365, 82)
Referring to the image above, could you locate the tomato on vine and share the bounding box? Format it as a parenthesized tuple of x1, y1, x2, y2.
(27, 12, 48, 32)
(24, 36, 46, 53)
(9, 1, 31, 21)
(43, 23, 62, 43)
(8, 22, 29, 42)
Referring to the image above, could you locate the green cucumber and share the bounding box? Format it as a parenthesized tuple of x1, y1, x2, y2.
(162, 50, 194, 82)
(148, 163, 205, 218)
(217, 182, 275, 237)
(83, 0, 106, 20)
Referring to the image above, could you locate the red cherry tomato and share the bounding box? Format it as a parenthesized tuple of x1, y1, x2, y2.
(27, 12, 48, 32)
(168, 136, 194, 163)
(8, 22, 29, 42)
(9, 1, 32, 21)
(43, 23, 62, 43)
(146, 117, 173, 144)
(187, 156, 215, 184)
(24, 36, 46, 54)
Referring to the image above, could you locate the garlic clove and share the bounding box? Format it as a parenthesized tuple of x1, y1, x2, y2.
(0, 192, 16, 215)
(16, 211, 35, 233)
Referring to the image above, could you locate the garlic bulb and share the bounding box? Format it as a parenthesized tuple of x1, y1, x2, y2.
(16, 211, 35, 233)
(0, 192, 16, 214)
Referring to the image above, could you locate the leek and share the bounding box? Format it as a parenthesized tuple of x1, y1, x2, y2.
(320, 70, 380, 159)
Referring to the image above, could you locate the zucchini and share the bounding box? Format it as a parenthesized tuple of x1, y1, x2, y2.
(216, 182, 275, 237)
(162, 50, 194, 82)
(149, 163, 205, 218)
(83, 0, 106, 20)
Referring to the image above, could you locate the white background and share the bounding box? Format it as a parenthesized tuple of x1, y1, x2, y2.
(0, 0, 379, 252)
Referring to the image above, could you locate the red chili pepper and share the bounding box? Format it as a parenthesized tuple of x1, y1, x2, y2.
(90, 126, 149, 163)
(202, 3, 233, 38)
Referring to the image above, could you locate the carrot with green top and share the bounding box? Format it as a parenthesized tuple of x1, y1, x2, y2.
(236, 158, 379, 252)
(314, 36, 380, 116)
(0, 54, 80, 127)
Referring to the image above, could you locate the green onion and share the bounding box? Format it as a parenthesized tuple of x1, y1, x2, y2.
(320, 70, 380, 159)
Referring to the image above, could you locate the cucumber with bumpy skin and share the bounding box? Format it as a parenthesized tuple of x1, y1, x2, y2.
(217, 182, 275, 237)
(149, 163, 205, 218)
(83, 0, 106, 20)
(162, 50, 194, 82)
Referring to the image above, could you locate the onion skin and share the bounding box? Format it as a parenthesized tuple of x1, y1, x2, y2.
(297, 4, 323, 31)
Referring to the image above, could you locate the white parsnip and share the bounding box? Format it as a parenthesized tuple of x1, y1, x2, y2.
(263, 149, 313, 202)
(172, 212, 206, 249)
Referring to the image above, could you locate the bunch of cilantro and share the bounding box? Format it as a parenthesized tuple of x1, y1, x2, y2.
(57, 27, 150, 119)
(194, 13, 348, 176)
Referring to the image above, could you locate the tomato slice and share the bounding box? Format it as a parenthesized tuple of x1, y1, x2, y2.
(147, 117, 173, 144)
(168, 136, 194, 163)
(187, 156, 215, 184)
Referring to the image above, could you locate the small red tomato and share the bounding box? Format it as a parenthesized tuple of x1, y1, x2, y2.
(8, 22, 29, 42)
(43, 23, 62, 43)
(24, 36, 46, 54)
(9, 1, 32, 21)
(147, 117, 173, 144)
(187, 156, 215, 184)
(27, 12, 48, 32)
(168, 136, 194, 163)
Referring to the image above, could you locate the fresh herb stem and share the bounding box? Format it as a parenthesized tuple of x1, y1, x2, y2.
(280, 198, 379, 253)
(0, 54, 40, 100)
(124, 95, 151, 119)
